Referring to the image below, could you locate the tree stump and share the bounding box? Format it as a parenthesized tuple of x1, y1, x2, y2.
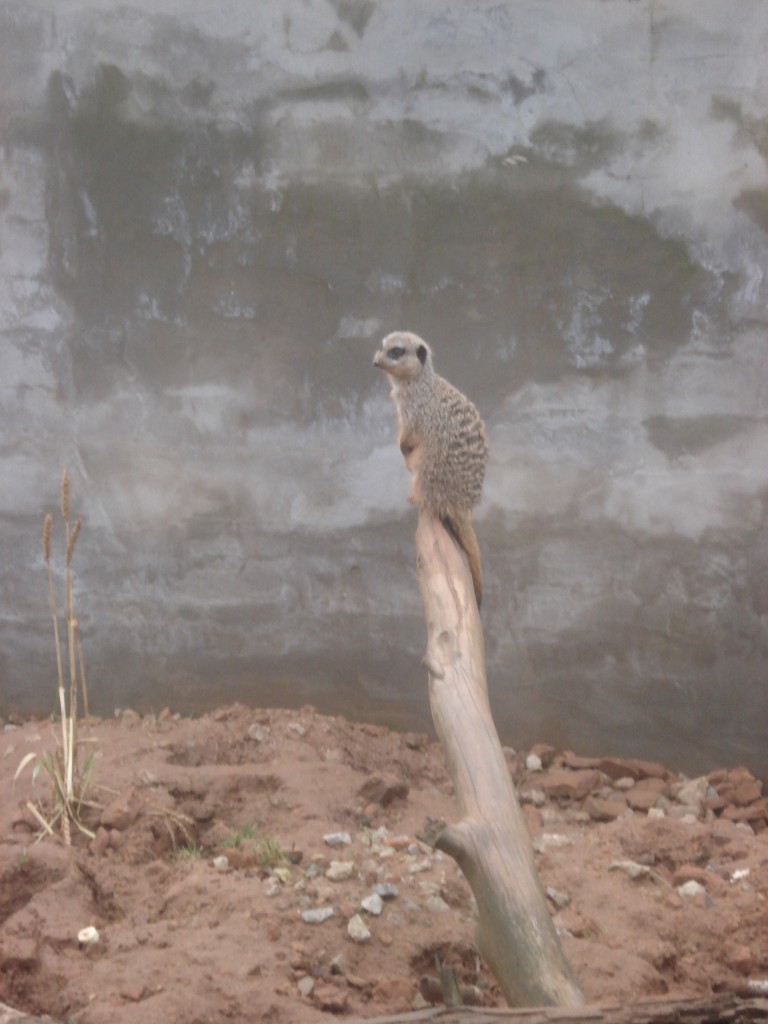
(415, 512, 583, 1008)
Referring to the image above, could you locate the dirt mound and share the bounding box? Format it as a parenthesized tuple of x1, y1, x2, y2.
(1, 705, 766, 1023)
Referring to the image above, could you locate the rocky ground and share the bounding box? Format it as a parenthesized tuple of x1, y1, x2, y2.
(0, 704, 766, 1024)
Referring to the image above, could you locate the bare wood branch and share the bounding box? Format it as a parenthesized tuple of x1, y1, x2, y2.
(345, 991, 768, 1024)
(415, 511, 583, 1009)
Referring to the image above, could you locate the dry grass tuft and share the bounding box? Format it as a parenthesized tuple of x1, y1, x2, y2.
(15, 471, 98, 845)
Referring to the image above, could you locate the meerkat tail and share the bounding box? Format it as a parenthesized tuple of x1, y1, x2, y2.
(442, 511, 484, 609)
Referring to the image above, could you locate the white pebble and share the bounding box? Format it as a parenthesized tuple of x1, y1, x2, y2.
(301, 907, 335, 924)
(525, 753, 543, 772)
(297, 976, 314, 997)
(609, 860, 651, 880)
(324, 832, 352, 847)
(326, 860, 355, 881)
(361, 893, 384, 916)
(533, 833, 574, 852)
(677, 880, 706, 897)
(407, 858, 432, 875)
(347, 914, 371, 943)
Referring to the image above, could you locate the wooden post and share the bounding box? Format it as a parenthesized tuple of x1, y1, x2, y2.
(416, 512, 584, 1008)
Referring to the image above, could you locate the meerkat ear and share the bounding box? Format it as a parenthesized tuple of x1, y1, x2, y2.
(416, 344, 428, 365)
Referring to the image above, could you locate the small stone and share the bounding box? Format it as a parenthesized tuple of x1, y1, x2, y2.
(674, 776, 709, 810)
(407, 858, 431, 875)
(648, 807, 665, 818)
(673, 865, 724, 891)
(297, 976, 315, 998)
(584, 795, 628, 821)
(677, 879, 706, 897)
(562, 751, 601, 770)
(599, 757, 665, 780)
(77, 926, 100, 946)
(529, 743, 557, 767)
(546, 886, 571, 908)
(426, 895, 451, 913)
(286, 721, 306, 736)
(520, 787, 546, 807)
(323, 831, 352, 847)
(373, 883, 399, 901)
(326, 860, 355, 881)
(613, 776, 635, 790)
(301, 907, 334, 924)
(626, 781, 667, 811)
(610, 860, 651, 880)
(247, 724, 270, 742)
(382, 834, 412, 850)
(538, 768, 603, 801)
(347, 914, 371, 943)
(533, 833, 575, 852)
(525, 753, 543, 772)
(212, 855, 229, 871)
(313, 984, 349, 1013)
(361, 893, 384, 915)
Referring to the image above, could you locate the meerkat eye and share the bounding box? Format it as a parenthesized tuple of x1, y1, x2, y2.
(388, 346, 405, 359)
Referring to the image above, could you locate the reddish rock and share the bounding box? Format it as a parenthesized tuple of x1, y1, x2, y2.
(584, 795, 628, 821)
(625, 787, 661, 812)
(710, 766, 763, 806)
(528, 742, 557, 768)
(598, 757, 666, 781)
(562, 751, 602, 770)
(672, 865, 725, 891)
(538, 768, 603, 801)
(313, 983, 349, 1013)
(722, 798, 767, 825)
(358, 774, 409, 807)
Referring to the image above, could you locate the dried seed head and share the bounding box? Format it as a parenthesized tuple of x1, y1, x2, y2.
(43, 513, 52, 563)
(66, 517, 81, 565)
(60, 470, 70, 522)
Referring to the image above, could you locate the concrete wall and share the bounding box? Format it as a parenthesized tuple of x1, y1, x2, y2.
(1, 0, 767, 776)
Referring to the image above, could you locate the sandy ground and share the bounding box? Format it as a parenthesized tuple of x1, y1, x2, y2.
(1, 704, 766, 1023)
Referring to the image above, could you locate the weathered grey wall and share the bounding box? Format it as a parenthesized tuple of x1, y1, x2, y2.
(1, 0, 767, 777)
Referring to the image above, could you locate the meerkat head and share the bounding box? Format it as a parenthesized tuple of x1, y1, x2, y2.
(373, 331, 433, 382)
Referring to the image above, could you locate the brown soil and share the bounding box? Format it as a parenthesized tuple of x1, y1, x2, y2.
(1, 704, 766, 1023)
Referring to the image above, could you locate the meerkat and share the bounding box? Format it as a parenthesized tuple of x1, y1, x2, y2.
(373, 331, 489, 607)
